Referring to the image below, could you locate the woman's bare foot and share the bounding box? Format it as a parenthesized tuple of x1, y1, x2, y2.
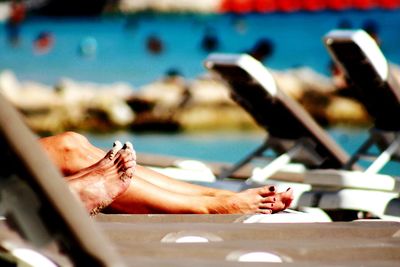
(207, 186, 274, 214)
(68, 142, 136, 215)
(66, 141, 129, 180)
(209, 186, 294, 214)
(275, 187, 294, 212)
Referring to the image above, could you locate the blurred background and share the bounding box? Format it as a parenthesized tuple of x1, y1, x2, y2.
(0, 0, 399, 174)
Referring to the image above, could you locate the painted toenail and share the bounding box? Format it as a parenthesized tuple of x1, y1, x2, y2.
(125, 141, 133, 150)
(269, 186, 275, 192)
(110, 141, 123, 158)
(113, 140, 122, 148)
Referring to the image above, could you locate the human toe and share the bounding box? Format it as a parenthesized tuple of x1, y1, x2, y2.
(257, 209, 272, 214)
(124, 141, 134, 151)
(262, 196, 276, 203)
(259, 203, 275, 209)
(109, 140, 123, 159)
(281, 188, 294, 208)
(257, 185, 276, 197)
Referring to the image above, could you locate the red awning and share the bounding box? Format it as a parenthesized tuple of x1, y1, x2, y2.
(353, 0, 377, 9)
(276, 0, 301, 12)
(326, 0, 352, 10)
(218, 0, 400, 13)
(302, 0, 327, 11)
(220, 0, 252, 13)
(377, 0, 400, 9)
(254, 0, 277, 13)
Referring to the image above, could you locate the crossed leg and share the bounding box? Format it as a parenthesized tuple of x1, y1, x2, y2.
(39, 132, 293, 214)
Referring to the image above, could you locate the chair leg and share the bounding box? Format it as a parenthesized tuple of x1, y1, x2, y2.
(217, 140, 270, 179)
(343, 135, 375, 170)
(365, 134, 400, 174)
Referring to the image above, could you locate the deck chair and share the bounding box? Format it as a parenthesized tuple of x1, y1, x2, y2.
(0, 93, 125, 266)
(324, 29, 400, 173)
(203, 53, 400, 220)
(204, 53, 352, 185)
(297, 29, 400, 220)
(1, 86, 400, 266)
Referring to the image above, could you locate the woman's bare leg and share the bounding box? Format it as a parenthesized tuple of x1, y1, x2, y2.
(39, 132, 294, 214)
(39, 131, 234, 197)
(107, 179, 278, 214)
(39, 131, 105, 176)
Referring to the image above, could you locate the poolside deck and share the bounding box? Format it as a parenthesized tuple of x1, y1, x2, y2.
(91, 214, 400, 266)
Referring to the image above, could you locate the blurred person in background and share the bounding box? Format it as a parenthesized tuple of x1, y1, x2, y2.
(5, 0, 26, 46)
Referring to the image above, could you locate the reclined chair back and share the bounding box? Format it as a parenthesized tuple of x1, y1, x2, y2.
(325, 29, 400, 132)
(205, 54, 351, 179)
(324, 29, 400, 173)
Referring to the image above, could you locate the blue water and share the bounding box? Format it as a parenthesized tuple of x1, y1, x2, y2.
(1, 10, 400, 86)
(1, 10, 399, 175)
(86, 128, 366, 163)
(85, 127, 399, 176)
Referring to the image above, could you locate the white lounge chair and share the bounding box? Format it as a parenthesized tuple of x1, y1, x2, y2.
(204, 52, 400, 220)
(324, 29, 400, 171)
(299, 29, 400, 220)
(204, 53, 356, 208)
(204, 54, 351, 174)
